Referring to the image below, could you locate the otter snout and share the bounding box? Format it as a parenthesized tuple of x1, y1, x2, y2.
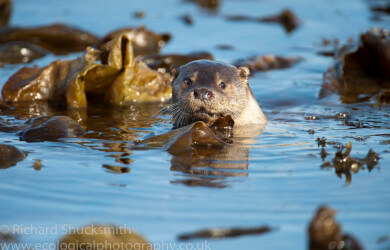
(193, 88, 214, 100)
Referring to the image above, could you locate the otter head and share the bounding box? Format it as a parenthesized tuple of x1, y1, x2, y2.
(169, 60, 251, 128)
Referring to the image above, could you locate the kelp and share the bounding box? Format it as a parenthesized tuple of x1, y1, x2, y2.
(371, 4, 390, 14)
(178, 226, 272, 240)
(258, 9, 300, 33)
(140, 51, 214, 73)
(180, 14, 194, 26)
(1, 32, 171, 108)
(59, 224, 151, 250)
(0, 24, 170, 62)
(0, 232, 17, 244)
(0, 0, 11, 27)
(134, 116, 253, 188)
(133, 11, 145, 19)
(97, 26, 171, 56)
(134, 116, 234, 152)
(308, 206, 363, 250)
(20, 116, 86, 142)
(234, 54, 302, 74)
(0, 41, 50, 64)
(0, 144, 26, 169)
(226, 9, 300, 33)
(0, 24, 98, 55)
(0, 115, 86, 142)
(320, 142, 379, 184)
(187, 0, 220, 11)
(33, 160, 42, 171)
(319, 29, 390, 103)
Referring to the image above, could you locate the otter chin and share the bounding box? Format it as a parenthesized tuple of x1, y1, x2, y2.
(167, 60, 267, 129)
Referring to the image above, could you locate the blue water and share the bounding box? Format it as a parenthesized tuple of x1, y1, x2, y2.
(0, 0, 389, 249)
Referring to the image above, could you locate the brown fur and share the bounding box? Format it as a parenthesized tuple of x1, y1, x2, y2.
(167, 60, 267, 128)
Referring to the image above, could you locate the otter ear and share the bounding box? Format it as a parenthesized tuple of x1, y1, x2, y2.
(170, 65, 180, 78)
(237, 66, 250, 82)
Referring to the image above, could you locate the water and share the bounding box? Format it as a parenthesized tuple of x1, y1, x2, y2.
(0, 0, 389, 249)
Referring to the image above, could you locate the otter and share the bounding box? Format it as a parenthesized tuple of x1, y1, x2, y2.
(167, 60, 267, 128)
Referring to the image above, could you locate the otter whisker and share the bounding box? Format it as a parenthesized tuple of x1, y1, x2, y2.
(160, 105, 173, 115)
(169, 60, 267, 128)
(172, 101, 191, 128)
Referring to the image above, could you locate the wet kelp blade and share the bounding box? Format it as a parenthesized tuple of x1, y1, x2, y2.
(308, 206, 363, 250)
(134, 117, 250, 188)
(58, 224, 151, 250)
(0, 0, 12, 27)
(1, 32, 171, 108)
(320, 29, 390, 103)
(186, 0, 221, 11)
(0, 24, 171, 64)
(140, 51, 214, 72)
(178, 226, 273, 240)
(233, 55, 303, 74)
(0, 144, 26, 169)
(97, 26, 171, 56)
(19, 116, 86, 142)
(225, 9, 300, 33)
(134, 117, 233, 153)
(0, 41, 50, 64)
(0, 114, 86, 142)
(0, 24, 98, 55)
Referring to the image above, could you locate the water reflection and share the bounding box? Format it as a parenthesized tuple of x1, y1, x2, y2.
(0, 102, 166, 170)
(169, 143, 250, 188)
(0, 101, 383, 188)
(136, 122, 265, 188)
(0, 101, 165, 140)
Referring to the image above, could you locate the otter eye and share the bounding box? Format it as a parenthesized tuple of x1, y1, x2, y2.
(183, 78, 192, 86)
(219, 82, 227, 89)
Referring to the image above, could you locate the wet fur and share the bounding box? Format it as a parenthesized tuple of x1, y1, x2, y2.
(164, 60, 266, 128)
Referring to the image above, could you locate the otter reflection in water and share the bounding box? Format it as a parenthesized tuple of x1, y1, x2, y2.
(136, 116, 266, 188)
(169, 124, 266, 188)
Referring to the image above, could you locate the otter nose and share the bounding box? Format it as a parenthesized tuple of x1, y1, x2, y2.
(193, 88, 213, 100)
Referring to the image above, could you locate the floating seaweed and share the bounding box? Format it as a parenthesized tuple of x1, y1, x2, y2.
(308, 206, 363, 250)
(0, 0, 12, 27)
(133, 116, 262, 188)
(187, 0, 221, 11)
(320, 28, 390, 103)
(140, 51, 214, 73)
(59, 224, 150, 250)
(0, 24, 98, 55)
(0, 41, 50, 64)
(226, 9, 300, 33)
(178, 226, 272, 240)
(0, 144, 26, 169)
(1, 32, 171, 108)
(320, 142, 379, 184)
(97, 26, 171, 56)
(233, 54, 302, 74)
(20, 116, 86, 142)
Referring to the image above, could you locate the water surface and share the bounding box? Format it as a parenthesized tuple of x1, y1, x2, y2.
(0, 0, 389, 249)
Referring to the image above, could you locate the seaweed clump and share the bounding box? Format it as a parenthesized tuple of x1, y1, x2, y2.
(1, 32, 171, 108)
(320, 28, 390, 103)
(320, 142, 379, 184)
(308, 206, 363, 250)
